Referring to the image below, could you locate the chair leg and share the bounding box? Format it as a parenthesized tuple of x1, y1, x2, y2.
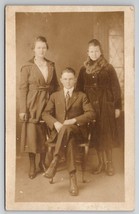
(81, 157, 87, 183)
(82, 144, 89, 183)
(46, 145, 55, 183)
(39, 151, 47, 172)
(82, 169, 85, 183)
(79, 145, 87, 183)
(46, 145, 54, 163)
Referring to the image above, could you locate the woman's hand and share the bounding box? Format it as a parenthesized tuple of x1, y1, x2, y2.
(19, 113, 28, 121)
(63, 118, 77, 125)
(54, 121, 63, 133)
(115, 109, 121, 118)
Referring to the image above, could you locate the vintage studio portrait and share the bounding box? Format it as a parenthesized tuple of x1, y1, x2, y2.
(6, 6, 134, 211)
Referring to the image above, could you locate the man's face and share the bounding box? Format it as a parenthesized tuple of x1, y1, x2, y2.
(60, 72, 76, 89)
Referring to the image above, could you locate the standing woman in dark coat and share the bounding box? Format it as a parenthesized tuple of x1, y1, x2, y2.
(76, 39, 121, 176)
(19, 36, 59, 179)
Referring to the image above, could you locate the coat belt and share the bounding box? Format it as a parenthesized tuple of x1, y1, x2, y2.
(29, 85, 49, 91)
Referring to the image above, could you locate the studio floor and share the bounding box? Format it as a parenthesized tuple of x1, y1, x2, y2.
(15, 145, 124, 203)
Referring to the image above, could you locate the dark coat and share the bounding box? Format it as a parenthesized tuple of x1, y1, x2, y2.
(76, 63, 121, 150)
(42, 90, 96, 143)
(19, 57, 59, 153)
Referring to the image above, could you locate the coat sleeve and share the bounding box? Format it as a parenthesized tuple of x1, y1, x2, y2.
(19, 65, 29, 113)
(42, 94, 58, 130)
(75, 93, 96, 126)
(76, 66, 85, 92)
(108, 64, 122, 109)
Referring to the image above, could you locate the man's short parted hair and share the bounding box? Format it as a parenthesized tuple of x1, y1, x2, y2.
(61, 67, 76, 76)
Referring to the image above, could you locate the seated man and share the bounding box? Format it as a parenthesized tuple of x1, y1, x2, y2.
(42, 67, 95, 196)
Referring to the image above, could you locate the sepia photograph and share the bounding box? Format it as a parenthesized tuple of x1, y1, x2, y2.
(6, 5, 134, 211)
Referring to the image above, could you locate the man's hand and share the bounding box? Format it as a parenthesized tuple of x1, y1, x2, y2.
(19, 113, 28, 121)
(54, 121, 63, 133)
(115, 109, 121, 118)
(63, 118, 77, 125)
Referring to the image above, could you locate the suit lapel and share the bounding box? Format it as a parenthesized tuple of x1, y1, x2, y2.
(58, 90, 79, 112)
(66, 91, 78, 111)
(59, 90, 66, 110)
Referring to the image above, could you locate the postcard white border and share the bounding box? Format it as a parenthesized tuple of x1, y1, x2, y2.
(6, 5, 134, 211)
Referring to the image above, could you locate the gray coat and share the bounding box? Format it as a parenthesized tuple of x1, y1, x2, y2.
(19, 57, 59, 153)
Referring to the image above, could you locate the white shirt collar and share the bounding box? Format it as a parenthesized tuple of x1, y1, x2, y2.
(64, 87, 74, 97)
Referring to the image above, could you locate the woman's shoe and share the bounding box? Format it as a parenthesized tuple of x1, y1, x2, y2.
(69, 172, 79, 196)
(28, 166, 36, 179)
(93, 162, 105, 174)
(28, 153, 36, 179)
(29, 171, 36, 179)
(106, 161, 115, 176)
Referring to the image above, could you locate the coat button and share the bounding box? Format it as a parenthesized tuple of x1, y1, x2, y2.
(92, 75, 95, 78)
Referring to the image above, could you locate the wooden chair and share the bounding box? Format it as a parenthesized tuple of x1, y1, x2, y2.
(45, 122, 95, 184)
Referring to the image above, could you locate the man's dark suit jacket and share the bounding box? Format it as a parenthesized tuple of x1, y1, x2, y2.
(42, 89, 95, 142)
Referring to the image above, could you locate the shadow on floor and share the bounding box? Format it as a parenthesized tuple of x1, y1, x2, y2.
(15, 146, 124, 202)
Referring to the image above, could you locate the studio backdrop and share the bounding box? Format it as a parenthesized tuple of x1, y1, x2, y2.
(16, 12, 124, 155)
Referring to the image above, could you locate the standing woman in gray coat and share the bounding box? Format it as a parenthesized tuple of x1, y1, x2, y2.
(19, 36, 59, 179)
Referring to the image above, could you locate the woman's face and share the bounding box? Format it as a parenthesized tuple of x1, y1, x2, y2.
(88, 45, 101, 61)
(34, 41, 47, 58)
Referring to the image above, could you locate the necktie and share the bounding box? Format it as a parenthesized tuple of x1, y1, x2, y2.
(65, 91, 70, 110)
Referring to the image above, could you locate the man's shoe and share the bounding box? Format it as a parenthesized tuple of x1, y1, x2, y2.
(43, 156, 59, 178)
(106, 161, 115, 176)
(69, 173, 79, 196)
